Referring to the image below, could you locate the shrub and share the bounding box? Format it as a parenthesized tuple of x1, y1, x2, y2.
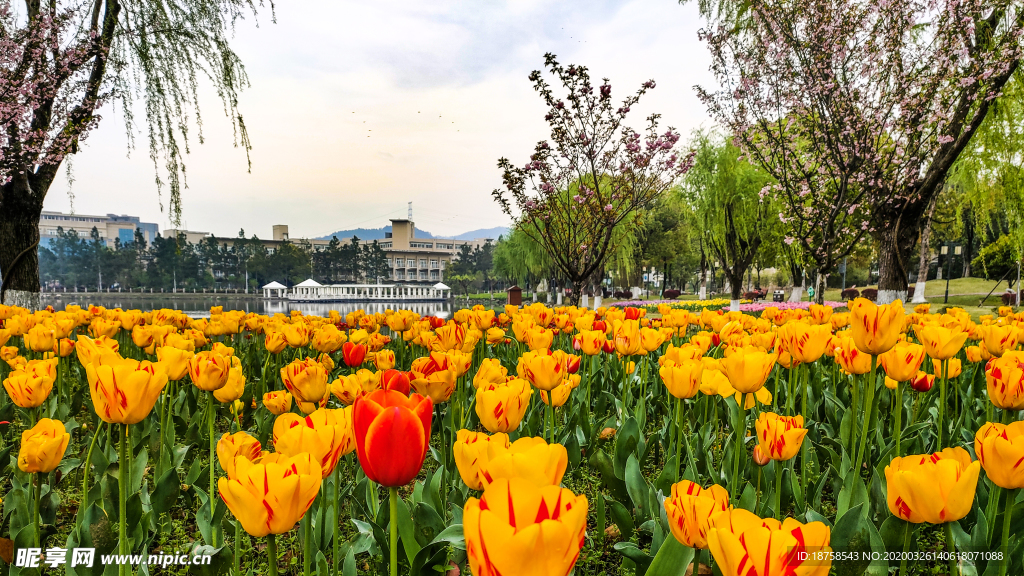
(1002, 292, 1017, 306)
(840, 288, 860, 300)
(662, 289, 680, 299)
(861, 288, 878, 301)
(907, 286, 915, 299)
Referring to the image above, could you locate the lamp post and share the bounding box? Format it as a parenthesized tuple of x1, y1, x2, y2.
(942, 242, 962, 304)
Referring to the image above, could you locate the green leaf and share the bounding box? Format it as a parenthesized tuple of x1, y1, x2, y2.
(613, 542, 653, 576)
(396, 496, 422, 566)
(608, 498, 635, 541)
(625, 454, 651, 521)
(151, 468, 180, 516)
(646, 536, 695, 576)
(614, 417, 641, 479)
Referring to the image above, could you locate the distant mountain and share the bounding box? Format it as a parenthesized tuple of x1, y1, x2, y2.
(317, 225, 509, 242)
(317, 225, 433, 241)
(452, 227, 509, 241)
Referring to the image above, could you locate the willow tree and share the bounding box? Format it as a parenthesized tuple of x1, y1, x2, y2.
(493, 53, 695, 306)
(680, 130, 780, 309)
(698, 0, 1024, 303)
(0, 0, 264, 307)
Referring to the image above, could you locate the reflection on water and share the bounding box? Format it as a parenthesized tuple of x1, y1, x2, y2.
(39, 294, 453, 319)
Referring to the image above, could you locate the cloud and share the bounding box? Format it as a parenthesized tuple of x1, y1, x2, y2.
(44, 0, 715, 240)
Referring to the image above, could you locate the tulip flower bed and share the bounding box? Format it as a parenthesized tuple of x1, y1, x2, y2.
(612, 298, 739, 313)
(1, 299, 1023, 576)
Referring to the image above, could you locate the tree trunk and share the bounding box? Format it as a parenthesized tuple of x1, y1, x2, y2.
(814, 271, 827, 305)
(876, 210, 922, 304)
(568, 279, 584, 307)
(0, 179, 44, 309)
(911, 197, 939, 304)
(789, 271, 805, 302)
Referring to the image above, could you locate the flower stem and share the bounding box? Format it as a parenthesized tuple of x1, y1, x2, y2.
(389, 486, 399, 576)
(333, 466, 341, 576)
(775, 461, 784, 517)
(33, 472, 41, 548)
(800, 363, 808, 510)
(303, 510, 311, 576)
(894, 381, 902, 458)
(854, 356, 877, 475)
(732, 400, 746, 505)
(234, 515, 241, 575)
(938, 359, 948, 450)
(1000, 488, 1015, 576)
(119, 424, 128, 576)
(898, 521, 911, 576)
(945, 521, 957, 576)
(81, 421, 104, 508)
(267, 534, 278, 576)
(675, 397, 684, 482)
(209, 392, 218, 548)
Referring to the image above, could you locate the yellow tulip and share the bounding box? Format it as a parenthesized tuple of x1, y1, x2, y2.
(464, 478, 587, 576)
(475, 378, 533, 433)
(755, 412, 807, 461)
(663, 481, 731, 549)
(576, 330, 606, 356)
(263, 390, 293, 415)
(274, 408, 355, 477)
(156, 346, 194, 381)
(849, 298, 904, 355)
(981, 324, 1019, 357)
(217, 431, 262, 479)
(280, 357, 329, 406)
(24, 324, 55, 353)
(975, 421, 1024, 490)
(778, 322, 831, 364)
(473, 358, 508, 389)
(219, 452, 322, 537)
(18, 418, 70, 473)
(214, 364, 246, 403)
(86, 358, 168, 424)
(518, 350, 566, 391)
(640, 327, 663, 353)
(454, 430, 511, 490)
(885, 447, 980, 523)
(933, 358, 962, 379)
(475, 436, 568, 489)
(986, 355, 1024, 410)
(834, 337, 872, 375)
(659, 360, 703, 400)
(878, 341, 926, 383)
(613, 319, 643, 356)
(373, 349, 396, 371)
(720, 347, 777, 394)
(707, 508, 832, 576)
(914, 324, 969, 361)
(3, 368, 54, 408)
(188, 351, 231, 392)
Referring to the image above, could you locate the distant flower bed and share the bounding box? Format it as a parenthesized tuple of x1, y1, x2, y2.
(610, 298, 741, 312)
(727, 300, 847, 312)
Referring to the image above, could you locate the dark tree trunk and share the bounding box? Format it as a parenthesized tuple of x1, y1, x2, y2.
(875, 202, 924, 304)
(0, 178, 44, 308)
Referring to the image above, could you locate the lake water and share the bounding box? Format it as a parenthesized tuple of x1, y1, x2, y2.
(39, 293, 457, 319)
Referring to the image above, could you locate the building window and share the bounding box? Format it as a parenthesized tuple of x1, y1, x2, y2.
(410, 242, 433, 249)
(387, 258, 393, 266)
(441, 260, 447, 269)
(430, 271, 439, 280)
(436, 243, 454, 250)
(419, 271, 428, 279)
(419, 259, 426, 267)
(380, 242, 392, 249)
(396, 258, 404, 267)
(430, 260, 438, 269)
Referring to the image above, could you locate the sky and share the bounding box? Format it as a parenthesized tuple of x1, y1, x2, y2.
(43, 0, 716, 240)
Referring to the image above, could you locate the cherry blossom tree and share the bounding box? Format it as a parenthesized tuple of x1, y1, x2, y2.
(0, 0, 263, 308)
(493, 53, 695, 307)
(697, 0, 1024, 303)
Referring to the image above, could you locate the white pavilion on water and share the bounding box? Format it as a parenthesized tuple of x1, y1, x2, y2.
(261, 281, 287, 299)
(270, 279, 451, 302)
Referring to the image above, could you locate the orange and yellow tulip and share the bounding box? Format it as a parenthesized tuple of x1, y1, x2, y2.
(663, 481, 731, 549)
(849, 298, 904, 355)
(18, 418, 70, 473)
(885, 447, 980, 523)
(218, 452, 322, 537)
(755, 412, 807, 461)
(975, 421, 1024, 490)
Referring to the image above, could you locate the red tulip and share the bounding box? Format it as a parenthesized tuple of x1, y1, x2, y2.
(602, 339, 615, 354)
(593, 320, 607, 332)
(353, 390, 433, 487)
(910, 372, 935, 393)
(381, 369, 411, 395)
(342, 341, 367, 367)
(426, 316, 445, 329)
(624, 307, 643, 320)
